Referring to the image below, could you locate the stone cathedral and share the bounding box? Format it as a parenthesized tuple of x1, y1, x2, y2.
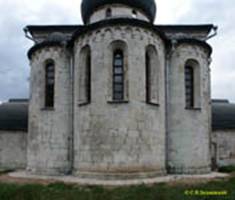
(1, 0, 235, 180)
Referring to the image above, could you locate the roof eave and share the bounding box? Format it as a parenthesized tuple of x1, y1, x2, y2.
(156, 24, 214, 32)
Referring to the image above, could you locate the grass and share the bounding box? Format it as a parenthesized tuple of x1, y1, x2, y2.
(0, 177, 234, 200)
(219, 165, 235, 173)
(0, 173, 234, 200)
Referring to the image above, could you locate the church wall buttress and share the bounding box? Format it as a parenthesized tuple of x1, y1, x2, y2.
(167, 43, 212, 174)
(27, 46, 72, 175)
(72, 25, 167, 179)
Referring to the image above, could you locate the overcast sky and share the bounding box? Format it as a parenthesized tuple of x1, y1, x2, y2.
(0, 0, 234, 103)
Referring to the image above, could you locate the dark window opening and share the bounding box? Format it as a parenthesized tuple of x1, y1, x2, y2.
(113, 50, 124, 101)
(146, 52, 151, 103)
(86, 53, 91, 103)
(45, 62, 55, 108)
(106, 8, 112, 18)
(185, 65, 194, 108)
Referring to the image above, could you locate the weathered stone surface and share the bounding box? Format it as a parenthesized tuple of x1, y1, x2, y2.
(73, 25, 166, 178)
(23, 3, 217, 180)
(0, 131, 27, 169)
(212, 130, 235, 167)
(27, 46, 72, 175)
(25, 21, 215, 179)
(167, 43, 211, 174)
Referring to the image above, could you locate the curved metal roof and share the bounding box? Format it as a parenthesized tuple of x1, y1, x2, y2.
(212, 101, 235, 131)
(81, 0, 156, 24)
(0, 102, 28, 131)
(0, 99, 234, 132)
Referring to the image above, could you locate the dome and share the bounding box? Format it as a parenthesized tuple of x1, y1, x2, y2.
(81, 0, 157, 24)
(46, 32, 67, 42)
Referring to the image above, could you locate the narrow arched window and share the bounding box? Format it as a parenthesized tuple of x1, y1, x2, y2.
(185, 65, 194, 108)
(145, 45, 159, 104)
(146, 52, 151, 102)
(79, 46, 91, 105)
(113, 50, 124, 101)
(45, 61, 55, 108)
(86, 52, 91, 103)
(106, 8, 112, 18)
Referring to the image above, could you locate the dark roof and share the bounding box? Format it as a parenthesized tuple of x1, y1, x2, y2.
(212, 101, 235, 131)
(156, 24, 213, 33)
(8, 99, 29, 103)
(81, 0, 156, 24)
(26, 25, 80, 35)
(0, 101, 28, 132)
(212, 99, 230, 104)
(0, 99, 235, 132)
(26, 24, 213, 35)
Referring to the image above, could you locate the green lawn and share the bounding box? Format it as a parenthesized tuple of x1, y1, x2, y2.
(0, 174, 234, 200)
(219, 165, 235, 173)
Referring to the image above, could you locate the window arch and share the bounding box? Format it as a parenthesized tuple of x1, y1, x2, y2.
(184, 59, 201, 109)
(113, 49, 124, 101)
(79, 45, 91, 105)
(146, 51, 151, 102)
(45, 60, 55, 108)
(107, 40, 128, 102)
(106, 8, 112, 18)
(145, 45, 159, 104)
(185, 65, 194, 108)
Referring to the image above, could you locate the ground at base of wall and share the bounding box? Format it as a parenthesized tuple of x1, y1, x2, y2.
(218, 165, 235, 173)
(1, 171, 229, 186)
(0, 172, 234, 200)
(0, 169, 15, 176)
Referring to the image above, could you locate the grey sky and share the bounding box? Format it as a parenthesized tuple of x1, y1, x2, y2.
(0, 0, 234, 103)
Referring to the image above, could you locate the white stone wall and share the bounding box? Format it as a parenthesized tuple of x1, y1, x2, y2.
(0, 131, 27, 169)
(73, 25, 166, 179)
(89, 4, 149, 24)
(213, 130, 235, 167)
(167, 43, 211, 174)
(27, 46, 72, 175)
(26, 20, 214, 178)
